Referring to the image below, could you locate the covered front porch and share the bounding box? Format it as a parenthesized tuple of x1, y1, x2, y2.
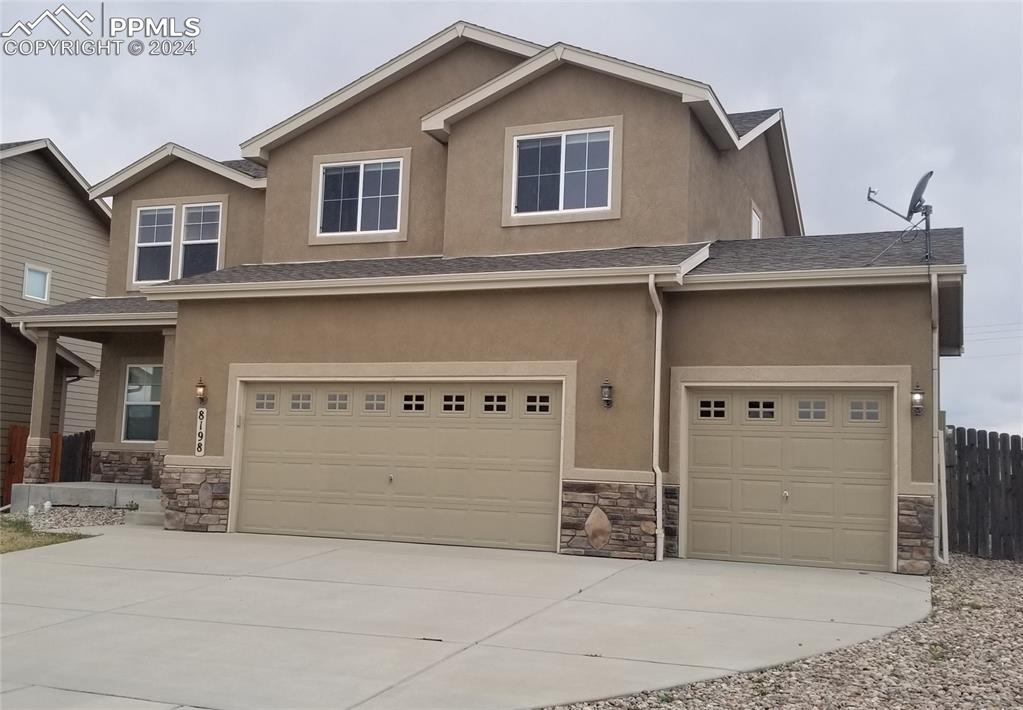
(13, 297, 177, 491)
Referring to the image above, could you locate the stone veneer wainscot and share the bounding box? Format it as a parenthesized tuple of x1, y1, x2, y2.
(161, 464, 231, 532)
(560, 481, 656, 560)
(91, 449, 164, 485)
(897, 494, 935, 575)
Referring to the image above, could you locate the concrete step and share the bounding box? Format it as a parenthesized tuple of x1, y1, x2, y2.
(124, 510, 164, 527)
(127, 498, 163, 513)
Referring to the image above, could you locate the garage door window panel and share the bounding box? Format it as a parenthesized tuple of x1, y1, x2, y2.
(848, 398, 883, 424)
(252, 391, 279, 414)
(696, 396, 730, 423)
(363, 392, 389, 414)
(795, 398, 830, 424)
(524, 393, 553, 416)
(440, 392, 469, 416)
(745, 398, 779, 423)
(324, 391, 352, 415)
(401, 392, 428, 415)
(289, 392, 314, 414)
(480, 392, 511, 417)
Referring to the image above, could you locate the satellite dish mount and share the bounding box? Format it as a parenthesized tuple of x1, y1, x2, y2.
(866, 171, 934, 262)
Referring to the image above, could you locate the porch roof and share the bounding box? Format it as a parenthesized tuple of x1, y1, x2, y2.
(13, 297, 177, 328)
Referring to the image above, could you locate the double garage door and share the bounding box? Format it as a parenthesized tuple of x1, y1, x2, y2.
(687, 389, 893, 571)
(237, 381, 562, 551)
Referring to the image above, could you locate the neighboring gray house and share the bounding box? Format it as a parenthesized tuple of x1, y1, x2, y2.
(0, 139, 110, 501)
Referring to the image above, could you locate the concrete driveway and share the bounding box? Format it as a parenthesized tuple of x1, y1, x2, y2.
(1, 527, 930, 710)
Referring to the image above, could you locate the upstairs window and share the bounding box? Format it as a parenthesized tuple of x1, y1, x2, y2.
(751, 203, 762, 239)
(23, 264, 51, 302)
(180, 204, 221, 278)
(514, 128, 611, 214)
(135, 207, 174, 283)
(319, 159, 402, 235)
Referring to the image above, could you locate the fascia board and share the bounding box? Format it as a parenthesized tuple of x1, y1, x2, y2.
(15, 311, 177, 327)
(674, 264, 967, 291)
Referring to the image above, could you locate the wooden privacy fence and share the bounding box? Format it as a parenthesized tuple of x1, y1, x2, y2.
(945, 427, 1023, 561)
(59, 429, 95, 482)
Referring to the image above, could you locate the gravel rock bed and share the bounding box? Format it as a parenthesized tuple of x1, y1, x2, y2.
(9, 506, 125, 530)
(551, 555, 1023, 710)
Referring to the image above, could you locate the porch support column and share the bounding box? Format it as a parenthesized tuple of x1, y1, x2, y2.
(25, 329, 57, 483)
(152, 327, 176, 488)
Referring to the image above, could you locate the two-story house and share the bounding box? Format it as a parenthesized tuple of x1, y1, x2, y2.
(0, 139, 110, 504)
(15, 23, 965, 574)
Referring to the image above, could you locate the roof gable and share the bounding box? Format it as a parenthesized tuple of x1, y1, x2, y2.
(0, 138, 111, 224)
(90, 143, 267, 199)
(239, 21, 542, 162)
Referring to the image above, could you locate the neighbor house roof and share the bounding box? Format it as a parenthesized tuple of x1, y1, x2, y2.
(728, 109, 783, 138)
(239, 21, 543, 161)
(90, 143, 268, 198)
(14, 296, 177, 327)
(0, 138, 111, 223)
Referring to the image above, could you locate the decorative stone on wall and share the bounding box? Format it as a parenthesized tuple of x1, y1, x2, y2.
(90, 449, 162, 485)
(897, 494, 935, 575)
(23, 443, 50, 484)
(663, 485, 680, 557)
(161, 464, 231, 533)
(560, 481, 656, 560)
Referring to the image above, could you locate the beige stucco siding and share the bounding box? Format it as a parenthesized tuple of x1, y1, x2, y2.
(663, 285, 934, 484)
(261, 42, 522, 264)
(168, 287, 656, 473)
(106, 161, 265, 297)
(687, 125, 785, 240)
(93, 332, 165, 444)
(442, 64, 693, 256)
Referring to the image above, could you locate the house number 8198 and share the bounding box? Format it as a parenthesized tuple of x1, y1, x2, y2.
(195, 407, 207, 457)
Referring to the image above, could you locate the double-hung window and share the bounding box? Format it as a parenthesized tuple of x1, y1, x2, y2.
(123, 365, 162, 442)
(135, 207, 174, 283)
(319, 159, 402, 235)
(514, 127, 611, 214)
(180, 204, 221, 278)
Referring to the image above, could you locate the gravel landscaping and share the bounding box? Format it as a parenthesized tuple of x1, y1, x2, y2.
(551, 555, 1023, 710)
(6, 506, 125, 531)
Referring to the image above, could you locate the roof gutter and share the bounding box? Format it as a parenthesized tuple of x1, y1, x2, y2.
(14, 311, 177, 328)
(143, 246, 711, 301)
(17, 322, 97, 377)
(676, 263, 966, 291)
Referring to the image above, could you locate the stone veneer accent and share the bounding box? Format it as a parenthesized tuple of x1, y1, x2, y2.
(161, 464, 231, 532)
(897, 494, 935, 575)
(663, 485, 680, 557)
(560, 481, 656, 560)
(23, 443, 51, 484)
(90, 449, 162, 485)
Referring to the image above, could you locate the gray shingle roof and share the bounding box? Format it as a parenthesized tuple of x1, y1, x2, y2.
(690, 228, 964, 275)
(727, 109, 781, 138)
(163, 243, 709, 287)
(18, 297, 177, 318)
(0, 139, 40, 151)
(220, 159, 266, 179)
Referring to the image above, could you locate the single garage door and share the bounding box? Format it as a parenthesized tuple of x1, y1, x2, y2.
(238, 381, 562, 551)
(687, 389, 892, 570)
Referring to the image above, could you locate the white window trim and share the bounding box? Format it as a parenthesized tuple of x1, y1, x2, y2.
(315, 157, 404, 238)
(178, 202, 223, 279)
(132, 205, 176, 286)
(121, 363, 163, 444)
(22, 263, 51, 303)
(511, 126, 614, 218)
(751, 201, 762, 239)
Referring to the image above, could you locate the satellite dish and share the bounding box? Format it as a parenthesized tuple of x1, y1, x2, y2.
(906, 170, 933, 219)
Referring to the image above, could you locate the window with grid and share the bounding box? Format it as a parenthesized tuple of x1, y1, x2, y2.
(698, 399, 727, 419)
(402, 393, 426, 412)
(135, 207, 174, 282)
(123, 365, 162, 441)
(326, 392, 350, 412)
(442, 394, 466, 413)
(254, 392, 276, 411)
(849, 399, 881, 422)
(482, 394, 508, 413)
(747, 399, 776, 420)
(525, 394, 552, 415)
(181, 204, 221, 278)
(364, 392, 387, 412)
(319, 159, 401, 234)
(514, 128, 611, 214)
(290, 392, 313, 411)
(797, 399, 828, 421)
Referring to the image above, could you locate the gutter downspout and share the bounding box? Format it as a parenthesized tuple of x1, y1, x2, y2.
(931, 274, 949, 564)
(648, 274, 665, 561)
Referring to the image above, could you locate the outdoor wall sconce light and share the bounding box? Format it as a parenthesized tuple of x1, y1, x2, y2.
(195, 378, 207, 405)
(601, 380, 614, 409)
(911, 383, 925, 416)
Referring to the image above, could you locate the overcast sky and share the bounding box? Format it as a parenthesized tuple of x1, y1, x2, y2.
(3, 1, 1020, 433)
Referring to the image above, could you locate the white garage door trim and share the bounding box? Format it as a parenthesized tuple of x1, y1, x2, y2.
(218, 361, 577, 551)
(670, 365, 916, 573)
